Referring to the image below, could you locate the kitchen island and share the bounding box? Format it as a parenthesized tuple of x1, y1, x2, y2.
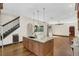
(23, 36, 54, 56)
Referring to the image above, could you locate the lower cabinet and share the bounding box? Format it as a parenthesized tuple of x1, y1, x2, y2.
(23, 37, 54, 56)
(29, 40, 33, 52)
(33, 41, 40, 55)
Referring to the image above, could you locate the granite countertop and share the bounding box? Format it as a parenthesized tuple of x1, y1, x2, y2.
(0, 13, 19, 25)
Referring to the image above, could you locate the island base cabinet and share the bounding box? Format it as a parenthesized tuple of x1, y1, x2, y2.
(23, 37, 29, 49)
(33, 41, 40, 55)
(23, 37, 54, 56)
(39, 40, 53, 56)
(28, 40, 33, 52)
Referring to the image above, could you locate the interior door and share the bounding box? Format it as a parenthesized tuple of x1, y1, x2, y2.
(69, 26, 75, 37)
(0, 3, 3, 9)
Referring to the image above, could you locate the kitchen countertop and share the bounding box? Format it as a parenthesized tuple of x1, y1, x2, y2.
(23, 36, 57, 43)
(0, 13, 19, 25)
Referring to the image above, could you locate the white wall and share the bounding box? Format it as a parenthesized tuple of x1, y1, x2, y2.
(52, 22, 78, 36)
(52, 24, 69, 36)
(52, 10, 78, 36)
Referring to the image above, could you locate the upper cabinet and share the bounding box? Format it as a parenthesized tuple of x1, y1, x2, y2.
(0, 3, 3, 9)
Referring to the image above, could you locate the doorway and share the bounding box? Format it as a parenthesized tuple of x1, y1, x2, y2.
(69, 26, 75, 37)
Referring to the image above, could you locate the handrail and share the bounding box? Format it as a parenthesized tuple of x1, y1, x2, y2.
(3, 24, 20, 38)
(0, 16, 20, 39)
(2, 16, 20, 26)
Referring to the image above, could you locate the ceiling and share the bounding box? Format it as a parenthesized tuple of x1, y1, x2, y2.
(4, 3, 76, 24)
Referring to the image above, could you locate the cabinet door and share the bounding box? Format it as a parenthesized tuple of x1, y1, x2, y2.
(39, 40, 53, 56)
(26, 38, 29, 49)
(28, 40, 33, 52)
(23, 37, 29, 49)
(33, 41, 40, 55)
(23, 37, 26, 48)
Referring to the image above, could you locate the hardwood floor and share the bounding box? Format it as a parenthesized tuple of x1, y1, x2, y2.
(0, 36, 73, 56)
(0, 43, 36, 56)
(54, 36, 73, 56)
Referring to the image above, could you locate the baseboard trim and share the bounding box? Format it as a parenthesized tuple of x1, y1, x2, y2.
(53, 34, 69, 37)
(0, 41, 23, 48)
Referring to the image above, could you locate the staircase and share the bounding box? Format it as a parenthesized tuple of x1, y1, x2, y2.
(0, 16, 20, 40)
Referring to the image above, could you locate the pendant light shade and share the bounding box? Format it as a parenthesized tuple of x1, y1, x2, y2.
(33, 11, 35, 20)
(37, 10, 40, 26)
(43, 8, 45, 20)
(37, 10, 39, 20)
(33, 11, 35, 25)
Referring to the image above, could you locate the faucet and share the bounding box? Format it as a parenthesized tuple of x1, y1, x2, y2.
(32, 32, 37, 38)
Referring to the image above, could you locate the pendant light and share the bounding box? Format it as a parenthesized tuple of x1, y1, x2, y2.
(37, 10, 40, 26)
(32, 11, 36, 33)
(33, 11, 35, 25)
(43, 8, 45, 21)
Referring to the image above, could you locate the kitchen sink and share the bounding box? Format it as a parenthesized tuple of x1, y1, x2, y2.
(28, 36, 35, 38)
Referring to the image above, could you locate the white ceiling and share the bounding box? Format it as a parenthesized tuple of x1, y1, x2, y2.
(4, 3, 76, 24)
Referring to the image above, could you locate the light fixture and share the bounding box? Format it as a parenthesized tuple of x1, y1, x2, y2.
(33, 11, 35, 21)
(32, 11, 35, 26)
(37, 10, 39, 20)
(37, 10, 40, 26)
(43, 8, 45, 20)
